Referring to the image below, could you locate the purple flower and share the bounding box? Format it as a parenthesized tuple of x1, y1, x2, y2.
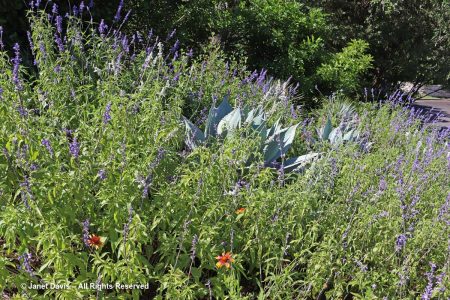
(55, 16, 63, 34)
(123, 206, 133, 243)
(114, 0, 124, 22)
(421, 263, 436, 300)
(0, 87, 3, 100)
(39, 42, 46, 59)
(27, 31, 34, 52)
(98, 19, 108, 37)
(190, 234, 199, 261)
(121, 35, 129, 53)
(41, 139, 53, 156)
(187, 48, 193, 57)
(20, 176, 33, 209)
(89, 0, 94, 8)
(52, 3, 58, 14)
(98, 169, 106, 180)
(11, 43, 22, 90)
(355, 259, 368, 272)
(379, 178, 387, 192)
(103, 102, 112, 124)
(438, 193, 450, 225)
(17, 106, 27, 117)
(18, 252, 34, 276)
(55, 35, 64, 52)
(170, 40, 180, 53)
(0, 26, 4, 49)
(82, 219, 90, 247)
(395, 234, 407, 252)
(147, 29, 153, 41)
(290, 104, 299, 119)
(122, 10, 131, 24)
(166, 29, 176, 41)
(137, 148, 165, 199)
(69, 137, 80, 159)
(73, 5, 79, 17)
(79, 1, 85, 13)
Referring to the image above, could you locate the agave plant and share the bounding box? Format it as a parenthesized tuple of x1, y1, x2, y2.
(183, 95, 319, 172)
(316, 116, 361, 146)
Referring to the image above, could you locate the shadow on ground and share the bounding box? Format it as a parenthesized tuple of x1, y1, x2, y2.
(412, 99, 450, 130)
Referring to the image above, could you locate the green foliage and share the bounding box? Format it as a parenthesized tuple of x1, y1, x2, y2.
(0, 6, 449, 300)
(310, 0, 450, 86)
(125, 0, 372, 95)
(317, 40, 373, 93)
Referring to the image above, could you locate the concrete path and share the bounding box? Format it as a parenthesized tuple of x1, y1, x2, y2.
(412, 99, 450, 129)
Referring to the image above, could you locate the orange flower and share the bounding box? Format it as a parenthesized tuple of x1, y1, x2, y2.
(236, 208, 246, 214)
(87, 234, 104, 249)
(216, 252, 234, 269)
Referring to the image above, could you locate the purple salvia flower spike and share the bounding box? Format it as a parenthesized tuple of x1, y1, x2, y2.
(114, 0, 124, 22)
(79, 1, 85, 13)
(0, 26, 4, 49)
(395, 234, 407, 252)
(41, 139, 53, 157)
(56, 16, 63, 34)
(82, 219, 90, 247)
(18, 252, 34, 276)
(69, 137, 80, 159)
(103, 102, 111, 125)
(98, 169, 107, 180)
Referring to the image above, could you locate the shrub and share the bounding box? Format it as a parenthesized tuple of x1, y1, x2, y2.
(125, 0, 373, 96)
(309, 0, 450, 88)
(317, 40, 373, 93)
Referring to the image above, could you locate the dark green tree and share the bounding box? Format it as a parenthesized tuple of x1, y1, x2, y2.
(308, 0, 450, 88)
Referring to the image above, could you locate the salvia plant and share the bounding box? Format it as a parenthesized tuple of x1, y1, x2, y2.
(183, 96, 320, 172)
(0, 2, 449, 300)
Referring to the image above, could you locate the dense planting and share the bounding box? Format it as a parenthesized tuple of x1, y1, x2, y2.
(0, 5, 449, 300)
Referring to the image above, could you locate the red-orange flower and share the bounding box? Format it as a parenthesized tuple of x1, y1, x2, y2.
(216, 252, 234, 269)
(87, 234, 104, 249)
(236, 208, 246, 214)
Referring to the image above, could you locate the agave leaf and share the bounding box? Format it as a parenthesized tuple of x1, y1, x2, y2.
(320, 117, 333, 140)
(244, 108, 255, 124)
(328, 127, 340, 142)
(217, 107, 241, 136)
(183, 117, 205, 149)
(263, 124, 299, 163)
(329, 127, 344, 145)
(267, 118, 282, 138)
(251, 112, 265, 127)
(256, 124, 268, 141)
(204, 95, 233, 137)
(282, 152, 321, 172)
(343, 129, 356, 141)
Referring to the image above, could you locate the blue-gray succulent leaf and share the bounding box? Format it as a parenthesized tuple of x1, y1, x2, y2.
(204, 94, 233, 137)
(267, 118, 283, 139)
(263, 123, 299, 163)
(343, 128, 356, 141)
(320, 117, 333, 140)
(217, 107, 242, 137)
(183, 116, 205, 149)
(282, 152, 321, 172)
